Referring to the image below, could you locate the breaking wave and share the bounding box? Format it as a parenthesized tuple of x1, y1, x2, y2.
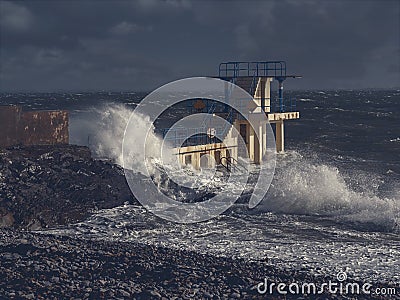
(258, 151, 400, 233)
(69, 104, 170, 174)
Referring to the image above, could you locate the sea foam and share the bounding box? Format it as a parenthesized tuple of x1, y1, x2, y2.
(258, 151, 400, 233)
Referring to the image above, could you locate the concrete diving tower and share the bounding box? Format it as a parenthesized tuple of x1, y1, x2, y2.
(162, 61, 300, 169)
(218, 61, 300, 153)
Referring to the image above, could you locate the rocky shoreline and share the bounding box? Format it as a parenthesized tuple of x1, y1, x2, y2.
(0, 145, 136, 229)
(3, 229, 393, 300)
(1, 145, 398, 299)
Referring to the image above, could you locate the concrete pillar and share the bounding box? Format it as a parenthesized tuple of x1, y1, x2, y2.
(248, 125, 255, 161)
(264, 78, 273, 113)
(262, 123, 267, 155)
(253, 123, 264, 164)
(278, 79, 284, 112)
(194, 153, 200, 170)
(276, 120, 284, 152)
(253, 126, 260, 164)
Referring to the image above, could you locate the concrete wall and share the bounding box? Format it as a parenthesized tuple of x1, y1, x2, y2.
(0, 106, 69, 147)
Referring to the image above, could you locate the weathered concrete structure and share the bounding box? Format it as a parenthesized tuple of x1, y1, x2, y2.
(167, 61, 300, 170)
(0, 105, 69, 147)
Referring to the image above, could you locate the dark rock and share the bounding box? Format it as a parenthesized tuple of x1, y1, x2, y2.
(0, 145, 138, 229)
(120, 290, 130, 297)
(0, 229, 393, 300)
(0, 211, 14, 228)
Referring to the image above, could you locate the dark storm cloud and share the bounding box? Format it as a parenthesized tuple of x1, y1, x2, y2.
(0, 0, 399, 91)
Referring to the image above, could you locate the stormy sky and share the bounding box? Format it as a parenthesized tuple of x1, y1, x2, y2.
(0, 0, 399, 92)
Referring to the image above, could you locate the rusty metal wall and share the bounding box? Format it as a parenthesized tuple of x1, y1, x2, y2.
(0, 106, 21, 147)
(0, 106, 69, 147)
(19, 111, 69, 145)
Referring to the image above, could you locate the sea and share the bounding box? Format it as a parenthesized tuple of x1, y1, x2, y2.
(0, 89, 399, 286)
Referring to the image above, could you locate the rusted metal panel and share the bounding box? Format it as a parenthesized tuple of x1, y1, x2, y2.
(0, 106, 21, 147)
(0, 106, 69, 147)
(19, 111, 69, 145)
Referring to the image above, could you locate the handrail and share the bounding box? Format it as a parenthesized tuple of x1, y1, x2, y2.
(160, 126, 225, 148)
(225, 156, 247, 171)
(200, 102, 216, 128)
(218, 107, 233, 138)
(219, 156, 247, 173)
(273, 97, 297, 113)
(219, 156, 233, 172)
(249, 70, 258, 97)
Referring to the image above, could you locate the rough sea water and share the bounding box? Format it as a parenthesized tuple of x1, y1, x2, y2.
(1, 89, 399, 286)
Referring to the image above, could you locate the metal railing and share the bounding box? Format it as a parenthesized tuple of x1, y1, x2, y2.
(229, 96, 297, 114)
(249, 73, 258, 97)
(216, 107, 234, 137)
(160, 127, 225, 148)
(200, 102, 217, 127)
(274, 97, 297, 113)
(219, 156, 247, 173)
(219, 61, 287, 78)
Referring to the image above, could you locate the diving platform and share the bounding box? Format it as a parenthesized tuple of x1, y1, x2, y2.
(268, 112, 300, 122)
(161, 61, 300, 169)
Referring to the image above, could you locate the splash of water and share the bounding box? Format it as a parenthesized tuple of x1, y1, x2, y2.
(70, 103, 172, 174)
(259, 151, 400, 233)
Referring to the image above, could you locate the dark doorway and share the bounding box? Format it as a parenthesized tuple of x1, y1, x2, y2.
(200, 153, 208, 168)
(185, 155, 192, 165)
(214, 150, 221, 165)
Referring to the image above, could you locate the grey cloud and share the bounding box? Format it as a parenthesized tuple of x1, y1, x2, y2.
(109, 21, 153, 35)
(234, 24, 259, 55)
(133, 0, 192, 13)
(0, 1, 34, 32)
(0, 0, 399, 91)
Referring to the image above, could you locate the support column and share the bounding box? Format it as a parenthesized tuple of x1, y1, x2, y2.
(255, 123, 264, 163)
(264, 78, 272, 113)
(277, 78, 284, 112)
(276, 120, 284, 152)
(248, 125, 255, 161)
(262, 122, 267, 155)
(260, 79, 265, 112)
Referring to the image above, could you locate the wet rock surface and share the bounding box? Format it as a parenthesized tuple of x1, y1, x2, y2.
(0, 145, 136, 229)
(1, 229, 385, 300)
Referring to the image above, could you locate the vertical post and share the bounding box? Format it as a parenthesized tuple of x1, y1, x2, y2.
(278, 78, 284, 112)
(256, 123, 264, 163)
(248, 123, 255, 161)
(264, 77, 272, 113)
(224, 80, 229, 111)
(260, 78, 265, 112)
(262, 122, 267, 155)
(276, 120, 284, 152)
